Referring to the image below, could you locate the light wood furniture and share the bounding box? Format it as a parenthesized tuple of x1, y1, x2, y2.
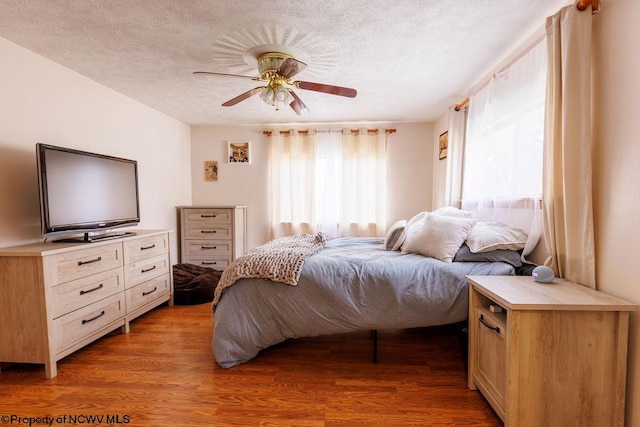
(177, 206, 246, 269)
(0, 229, 172, 378)
(467, 275, 638, 427)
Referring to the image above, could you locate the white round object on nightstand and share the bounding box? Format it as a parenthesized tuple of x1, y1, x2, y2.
(532, 266, 555, 283)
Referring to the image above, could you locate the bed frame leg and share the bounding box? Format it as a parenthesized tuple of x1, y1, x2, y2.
(371, 329, 378, 364)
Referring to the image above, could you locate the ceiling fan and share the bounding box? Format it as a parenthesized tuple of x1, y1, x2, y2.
(193, 52, 357, 115)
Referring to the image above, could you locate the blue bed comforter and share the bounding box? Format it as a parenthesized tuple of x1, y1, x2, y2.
(212, 237, 514, 368)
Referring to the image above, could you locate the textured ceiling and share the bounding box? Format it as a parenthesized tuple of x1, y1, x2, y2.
(0, 0, 569, 126)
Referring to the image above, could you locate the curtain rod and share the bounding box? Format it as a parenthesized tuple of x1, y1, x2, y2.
(263, 128, 396, 136)
(454, 0, 600, 111)
(576, 0, 600, 14)
(455, 98, 470, 112)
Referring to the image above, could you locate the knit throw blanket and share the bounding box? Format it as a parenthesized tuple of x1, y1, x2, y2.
(212, 233, 328, 307)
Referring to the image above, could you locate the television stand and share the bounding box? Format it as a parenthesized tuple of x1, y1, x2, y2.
(54, 231, 136, 243)
(0, 229, 173, 378)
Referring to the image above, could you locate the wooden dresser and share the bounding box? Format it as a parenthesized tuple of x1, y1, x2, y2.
(0, 229, 172, 378)
(466, 275, 638, 427)
(177, 206, 246, 269)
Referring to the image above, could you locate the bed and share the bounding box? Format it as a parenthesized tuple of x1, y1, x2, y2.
(212, 210, 526, 368)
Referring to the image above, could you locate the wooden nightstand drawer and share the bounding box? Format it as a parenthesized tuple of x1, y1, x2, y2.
(125, 275, 171, 313)
(51, 267, 125, 319)
(123, 233, 168, 264)
(53, 243, 123, 284)
(53, 292, 125, 353)
(474, 307, 506, 411)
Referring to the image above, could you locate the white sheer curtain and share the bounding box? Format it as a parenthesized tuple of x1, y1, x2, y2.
(444, 106, 466, 207)
(542, 4, 595, 287)
(461, 38, 547, 255)
(269, 129, 387, 239)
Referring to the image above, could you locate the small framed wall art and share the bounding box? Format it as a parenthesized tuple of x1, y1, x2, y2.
(204, 161, 218, 182)
(438, 131, 448, 161)
(228, 141, 251, 164)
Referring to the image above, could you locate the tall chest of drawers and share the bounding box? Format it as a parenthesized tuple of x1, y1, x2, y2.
(0, 229, 172, 378)
(177, 206, 247, 269)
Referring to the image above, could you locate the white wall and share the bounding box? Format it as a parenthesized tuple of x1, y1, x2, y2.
(0, 37, 192, 261)
(592, 2, 640, 425)
(191, 122, 433, 249)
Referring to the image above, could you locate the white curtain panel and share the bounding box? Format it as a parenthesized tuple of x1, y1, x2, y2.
(461, 38, 547, 255)
(269, 130, 317, 238)
(444, 106, 466, 207)
(269, 129, 387, 239)
(543, 4, 596, 288)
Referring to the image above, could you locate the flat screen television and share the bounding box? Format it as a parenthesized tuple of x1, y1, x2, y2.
(36, 143, 140, 242)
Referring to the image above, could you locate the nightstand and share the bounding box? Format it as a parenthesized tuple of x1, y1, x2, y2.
(466, 275, 637, 427)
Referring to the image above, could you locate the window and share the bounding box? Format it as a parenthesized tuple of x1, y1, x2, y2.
(463, 39, 547, 202)
(461, 39, 547, 253)
(269, 129, 387, 239)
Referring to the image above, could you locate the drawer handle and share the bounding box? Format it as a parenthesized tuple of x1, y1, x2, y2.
(202, 261, 217, 265)
(140, 244, 156, 250)
(201, 246, 217, 250)
(479, 314, 500, 334)
(79, 283, 104, 295)
(142, 286, 158, 296)
(141, 265, 157, 273)
(201, 214, 217, 218)
(201, 230, 217, 234)
(78, 256, 102, 266)
(82, 310, 105, 325)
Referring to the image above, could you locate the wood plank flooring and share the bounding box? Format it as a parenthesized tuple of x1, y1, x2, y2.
(0, 303, 502, 426)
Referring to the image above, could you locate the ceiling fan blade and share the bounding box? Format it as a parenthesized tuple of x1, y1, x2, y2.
(289, 90, 310, 115)
(193, 71, 258, 80)
(296, 81, 357, 98)
(222, 87, 264, 107)
(278, 58, 307, 79)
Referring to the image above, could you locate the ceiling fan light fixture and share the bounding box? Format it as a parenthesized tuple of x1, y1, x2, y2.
(259, 86, 275, 106)
(275, 84, 290, 103)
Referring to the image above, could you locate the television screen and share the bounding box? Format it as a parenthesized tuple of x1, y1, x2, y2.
(37, 143, 140, 242)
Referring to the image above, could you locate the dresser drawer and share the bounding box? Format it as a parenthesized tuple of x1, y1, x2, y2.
(53, 243, 123, 284)
(183, 208, 232, 226)
(53, 292, 125, 353)
(125, 275, 171, 313)
(184, 240, 231, 259)
(183, 258, 229, 269)
(183, 223, 232, 240)
(124, 253, 170, 288)
(51, 267, 125, 319)
(123, 233, 169, 264)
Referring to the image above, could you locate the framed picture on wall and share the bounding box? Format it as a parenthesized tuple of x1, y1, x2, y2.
(439, 131, 448, 160)
(228, 141, 251, 164)
(204, 160, 218, 181)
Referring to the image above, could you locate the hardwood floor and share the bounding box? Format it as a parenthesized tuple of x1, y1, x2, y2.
(0, 303, 502, 426)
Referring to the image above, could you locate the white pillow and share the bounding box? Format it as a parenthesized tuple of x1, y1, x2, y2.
(405, 211, 427, 233)
(402, 211, 428, 248)
(384, 220, 407, 251)
(465, 221, 528, 253)
(432, 206, 476, 218)
(401, 213, 477, 262)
